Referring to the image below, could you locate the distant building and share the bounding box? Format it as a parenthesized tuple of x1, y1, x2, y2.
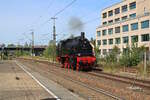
(96, 0, 150, 56)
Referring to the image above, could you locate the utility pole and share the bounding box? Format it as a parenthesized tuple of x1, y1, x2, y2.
(31, 31, 34, 56)
(51, 17, 57, 44)
(51, 17, 57, 63)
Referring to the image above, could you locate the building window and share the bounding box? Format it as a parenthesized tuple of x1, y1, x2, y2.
(130, 13, 136, 18)
(122, 16, 128, 21)
(131, 22, 138, 30)
(122, 5, 128, 12)
(131, 35, 138, 43)
(115, 26, 120, 33)
(115, 38, 121, 44)
(141, 34, 149, 42)
(103, 22, 107, 25)
(103, 12, 107, 18)
(108, 10, 113, 17)
(108, 28, 113, 35)
(122, 25, 129, 32)
(102, 30, 107, 36)
(97, 40, 101, 45)
(123, 36, 129, 43)
(109, 39, 113, 45)
(115, 18, 120, 22)
(103, 39, 107, 45)
(108, 20, 113, 24)
(130, 2, 136, 10)
(97, 31, 101, 37)
(141, 20, 149, 29)
(103, 49, 107, 55)
(115, 8, 120, 14)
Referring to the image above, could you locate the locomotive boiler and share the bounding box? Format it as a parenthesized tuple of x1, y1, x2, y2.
(56, 32, 96, 71)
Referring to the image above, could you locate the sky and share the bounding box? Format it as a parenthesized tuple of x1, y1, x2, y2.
(0, 0, 121, 46)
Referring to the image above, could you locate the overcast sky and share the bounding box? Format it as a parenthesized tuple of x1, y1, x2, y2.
(0, 0, 121, 45)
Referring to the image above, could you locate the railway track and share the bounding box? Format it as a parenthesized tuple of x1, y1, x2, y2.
(49, 69, 124, 100)
(18, 58, 150, 99)
(49, 68, 124, 100)
(88, 70, 150, 89)
(20, 58, 150, 90)
(18, 59, 124, 100)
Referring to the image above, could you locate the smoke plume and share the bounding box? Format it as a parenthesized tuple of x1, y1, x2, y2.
(68, 17, 84, 32)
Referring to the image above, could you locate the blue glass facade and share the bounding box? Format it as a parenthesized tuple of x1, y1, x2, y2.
(102, 30, 107, 36)
(97, 40, 101, 45)
(122, 5, 128, 12)
(109, 39, 113, 45)
(122, 25, 129, 32)
(123, 36, 129, 43)
(103, 40, 107, 45)
(108, 28, 113, 35)
(130, 13, 136, 18)
(141, 20, 149, 29)
(115, 38, 121, 44)
(131, 23, 138, 30)
(97, 31, 101, 37)
(130, 2, 136, 10)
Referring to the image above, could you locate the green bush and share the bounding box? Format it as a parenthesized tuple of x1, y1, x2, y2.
(120, 44, 145, 67)
(15, 50, 30, 57)
(105, 46, 120, 63)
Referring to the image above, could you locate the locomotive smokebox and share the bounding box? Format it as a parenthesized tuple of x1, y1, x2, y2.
(81, 32, 85, 40)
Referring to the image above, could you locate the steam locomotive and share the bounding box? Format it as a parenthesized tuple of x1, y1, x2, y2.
(56, 32, 96, 71)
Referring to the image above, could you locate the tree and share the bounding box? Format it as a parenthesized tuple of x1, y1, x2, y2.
(7, 44, 16, 47)
(90, 38, 100, 59)
(90, 38, 95, 46)
(24, 42, 29, 47)
(120, 43, 146, 67)
(43, 40, 56, 61)
(94, 46, 100, 59)
(69, 34, 74, 39)
(105, 46, 120, 63)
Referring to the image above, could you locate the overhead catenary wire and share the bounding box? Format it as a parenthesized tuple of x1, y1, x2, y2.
(31, 0, 55, 26)
(20, 0, 77, 45)
(36, 0, 78, 43)
(37, 1, 100, 45)
(25, 0, 55, 29)
(34, 0, 77, 31)
(19, 0, 55, 43)
(37, 0, 77, 37)
(53, 0, 77, 17)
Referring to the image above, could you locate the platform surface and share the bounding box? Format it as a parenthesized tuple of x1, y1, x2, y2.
(0, 60, 55, 100)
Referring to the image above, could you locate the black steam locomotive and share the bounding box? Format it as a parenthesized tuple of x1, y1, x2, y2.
(56, 32, 96, 71)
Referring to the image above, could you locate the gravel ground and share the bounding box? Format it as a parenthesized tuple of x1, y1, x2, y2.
(0, 60, 54, 100)
(18, 59, 150, 100)
(15, 60, 85, 100)
(18, 59, 117, 100)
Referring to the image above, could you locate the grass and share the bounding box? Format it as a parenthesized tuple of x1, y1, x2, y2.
(99, 62, 121, 74)
(97, 60, 150, 78)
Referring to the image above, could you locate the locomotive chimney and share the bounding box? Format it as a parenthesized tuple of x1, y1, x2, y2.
(81, 32, 85, 40)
